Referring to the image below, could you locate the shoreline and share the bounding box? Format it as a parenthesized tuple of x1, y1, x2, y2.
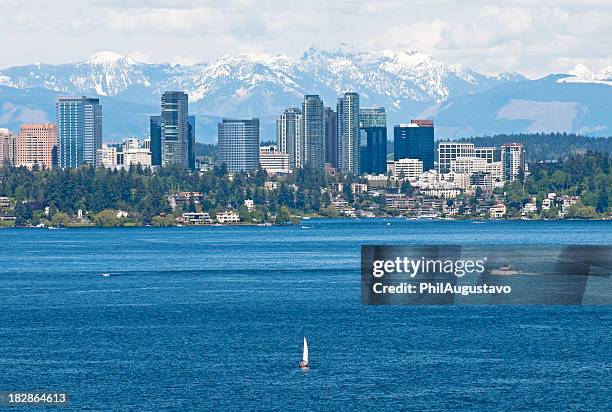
(2, 216, 610, 229)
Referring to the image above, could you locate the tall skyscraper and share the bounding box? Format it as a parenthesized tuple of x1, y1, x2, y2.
(188, 115, 196, 171)
(218, 118, 260, 172)
(0, 128, 16, 167)
(276, 107, 302, 168)
(324, 107, 337, 168)
(149, 115, 162, 166)
(394, 119, 434, 172)
(337, 92, 360, 174)
(359, 107, 386, 128)
(161, 91, 189, 168)
(16, 124, 57, 168)
(302, 95, 325, 168)
(56, 96, 102, 168)
(501, 143, 525, 182)
(359, 107, 387, 175)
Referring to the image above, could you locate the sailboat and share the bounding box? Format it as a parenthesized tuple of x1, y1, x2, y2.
(298, 337, 309, 369)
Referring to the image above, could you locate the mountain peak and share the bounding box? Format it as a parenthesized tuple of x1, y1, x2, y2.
(87, 51, 133, 65)
(495, 70, 527, 82)
(558, 64, 612, 86)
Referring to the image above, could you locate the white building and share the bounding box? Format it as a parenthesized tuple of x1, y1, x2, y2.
(123, 148, 152, 167)
(444, 172, 470, 190)
(393, 158, 424, 180)
(96, 145, 118, 168)
(260, 145, 290, 175)
(351, 183, 368, 194)
(501, 143, 525, 182)
(522, 203, 538, 215)
(486, 162, 504, 185)
(181, 212, 212, 225)
(216, 210, 240, 223)
(365, 174, 389, 189)
(490, 203, 507, 218)
(450, 156, 488, 175)
(122, 137, 140, 150)
(244, 199, 254, 212)
(475, 147, 498, 163)
(438, 142, 475, 173)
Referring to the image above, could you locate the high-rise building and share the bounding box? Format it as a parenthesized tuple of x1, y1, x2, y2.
(302, 95, 325, 168)
(149, 115, 162, 166)
(337, 92, 360, 174)
(394, 120, 434, 171)
(324, 107, 337, 168)
(161, 91, 189, 168)
(438, 142, 475, 173)
(218, 118, 260, 172)
(188, 115, 196, 171)
(276, 107, 302, 168)
(359, 107, 386, 128)
(56, 96, 102, 168)
(16, 124, 57, 169)
(501, 143, 525, 182)
(359, 107, 387, 175)
(0, 128, 16, 167)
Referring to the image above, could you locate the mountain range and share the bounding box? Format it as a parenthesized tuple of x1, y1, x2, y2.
(0, 47, 610, 143)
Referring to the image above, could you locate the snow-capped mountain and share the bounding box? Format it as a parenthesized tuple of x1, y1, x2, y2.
(0, 48, 609, 141)
(0, 48, 520, 103)
(557, 64, 612, 86)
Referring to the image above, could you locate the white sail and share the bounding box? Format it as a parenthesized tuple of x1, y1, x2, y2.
(303, 337, 309, 364)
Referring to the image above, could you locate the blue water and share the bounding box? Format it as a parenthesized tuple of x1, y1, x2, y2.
(0, 219, 610, 411)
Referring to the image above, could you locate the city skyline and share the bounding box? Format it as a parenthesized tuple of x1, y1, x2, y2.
(0, 1, 610, 78)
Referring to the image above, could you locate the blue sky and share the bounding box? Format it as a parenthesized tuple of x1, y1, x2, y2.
(1, 0, 610, 77)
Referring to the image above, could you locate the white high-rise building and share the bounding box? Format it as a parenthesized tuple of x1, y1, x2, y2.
(438, 142, 475, 173)
(218, 118, 260, 172)
(501, 143, 525, 182)
(276, 108, 302, 168)
(337, 92, 360, 174)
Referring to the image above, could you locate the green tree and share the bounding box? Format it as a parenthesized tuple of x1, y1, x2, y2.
(276, 206, 291, 224)
(596, 190, 609, 213)
(94, 209, 123, 227)
(51, 212, 71, 227)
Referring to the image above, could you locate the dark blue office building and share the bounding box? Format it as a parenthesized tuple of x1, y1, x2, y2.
(188, 115, 196, 170)
(150, 115, 162, 166)
(360, 127, 387, 174)
(150, 94, 196, 170)
(394, 120, 434, 171)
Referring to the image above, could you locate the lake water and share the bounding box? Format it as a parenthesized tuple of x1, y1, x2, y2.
(0, 219, 610, 410)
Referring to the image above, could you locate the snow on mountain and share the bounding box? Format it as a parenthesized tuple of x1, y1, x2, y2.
(557, 64, 612, 86)
(0, 47, 517, 108)
(5, 48, 608, 141)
